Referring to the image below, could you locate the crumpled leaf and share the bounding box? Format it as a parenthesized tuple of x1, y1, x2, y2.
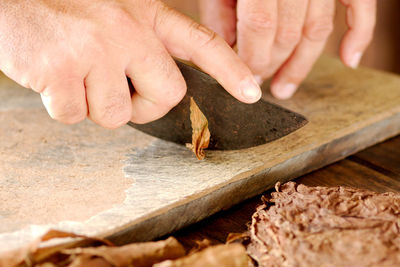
(226, 233, 250, 245)
(246, 182, 400, 267)
(66, 255, 111, 267)
(186, 97, 210, 160)
(63, 237, 185, 267)
(0, 230, 184, 267)
(0, 229, 112, 267)
(154, 243, 250, 267)
(187, 239, 213, 255)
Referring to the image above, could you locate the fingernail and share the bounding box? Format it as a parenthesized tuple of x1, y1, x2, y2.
(349, 52, 362, 69)
(239, 76, 262, 102)
(271, 83, 297, 100)
(254, 75, 264, 86)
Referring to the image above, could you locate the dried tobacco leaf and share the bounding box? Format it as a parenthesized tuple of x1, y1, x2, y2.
(247, 182, 400, 267)
(63, 237, 185, 267)
(64, 255, 111, 267)
(188, 239, 212, 254)
(0, 229, 111, 267)
(226, 233, 250, 245)
(154, 243, 250, 267)
(186, 97, 210, 160)
(0, 231, 184, 267)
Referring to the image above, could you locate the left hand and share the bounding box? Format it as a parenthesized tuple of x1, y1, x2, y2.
(199, 0, 377, 99)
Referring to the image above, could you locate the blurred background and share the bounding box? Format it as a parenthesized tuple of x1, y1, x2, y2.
(164, 0, 400, 74)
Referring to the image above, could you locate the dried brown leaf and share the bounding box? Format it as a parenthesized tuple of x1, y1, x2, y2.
(247, 182, 400, 267)
(0, 230, 111, 267)
(186, 97, 210, 160)
(0, 230, 185, 267)
(63, 237, 185, 267)
(67, 254, 112, 267)
(154, 243, 250, 267)
(187, 239, 212, 255)
(226, 232, 250, 245)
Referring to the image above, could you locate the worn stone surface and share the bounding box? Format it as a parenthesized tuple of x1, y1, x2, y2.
(0, 107, 154, 232)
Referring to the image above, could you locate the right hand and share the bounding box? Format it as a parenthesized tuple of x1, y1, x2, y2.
(0, 0, 261, 128)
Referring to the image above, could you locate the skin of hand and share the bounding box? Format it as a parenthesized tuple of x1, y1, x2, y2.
(0, 0, 262, 128)
(199, 0, 377, 99)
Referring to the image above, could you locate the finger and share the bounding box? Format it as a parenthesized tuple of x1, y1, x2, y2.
(271, 0, 335, 99)
(40, 77, 87, 124)
(340, 0, 377, 68)
(236, 0, 278, 81)
(126, 31, 186, 124)
(154, 4, 261, 104)
(198, 0, 237, 46)
(262, 0, 309, 80)
(85, 64, 132, 129)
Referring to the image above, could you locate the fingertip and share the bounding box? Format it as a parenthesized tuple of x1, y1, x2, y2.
(270, 82, 297, 100)
(348, 52, 362, 69)
(238, 76, 262, 103)
(340, 39, 363, 69)
(254, 75, 264, 85)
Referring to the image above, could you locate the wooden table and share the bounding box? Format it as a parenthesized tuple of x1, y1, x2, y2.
(173, 135, 400, 250)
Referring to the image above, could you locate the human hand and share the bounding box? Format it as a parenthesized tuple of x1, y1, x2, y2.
(0, 0, 261, 128)
(199, 0, 376, 99)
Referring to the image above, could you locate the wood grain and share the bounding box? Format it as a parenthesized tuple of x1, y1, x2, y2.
(1, 56, 400, 252)
(350, 137, 400, 176)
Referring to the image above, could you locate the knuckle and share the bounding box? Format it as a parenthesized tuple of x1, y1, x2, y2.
(98, 97, 132, 129)
(141, 0, 162, 11)
(141, 52, 174, 78)
(45, 55, 74, 73)
(240, 12, 276, 33)
(276, 27, 302, 47)
(52, 102, 87, 125)
(44, 61, 83, 87)
(189, 22, 220, 49)
(152, 0, 174, 28)
(107, 4, 139, 30)
(304, 18, 334, 42)
(110, 5, 131, 21)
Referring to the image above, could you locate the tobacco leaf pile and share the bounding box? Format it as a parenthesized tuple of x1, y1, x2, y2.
(246, 182, 400, 267)
(2, 182, 399, 267)
(0, 230, 249, 267)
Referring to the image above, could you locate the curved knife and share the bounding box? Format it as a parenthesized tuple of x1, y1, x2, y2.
(128, 61, 307, 150)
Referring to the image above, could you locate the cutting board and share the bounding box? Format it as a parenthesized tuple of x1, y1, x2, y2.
(1, 56, 400, 252)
